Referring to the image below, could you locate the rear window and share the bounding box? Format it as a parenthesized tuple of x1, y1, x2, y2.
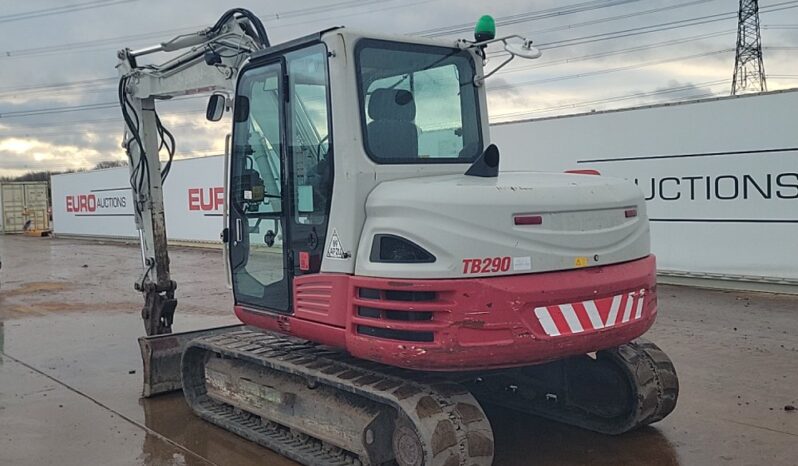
(355, 39, 483, 164)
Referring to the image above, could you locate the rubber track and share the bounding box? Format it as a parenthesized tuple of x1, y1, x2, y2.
(595, 338, 679, 433)
(472, 338, 679, 435)
(182, 328, 494, 466)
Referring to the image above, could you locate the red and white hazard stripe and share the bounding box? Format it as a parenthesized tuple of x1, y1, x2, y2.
(533, 289, 647, 337)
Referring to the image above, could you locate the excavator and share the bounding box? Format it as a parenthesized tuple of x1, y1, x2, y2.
(118, 9, 678, 466)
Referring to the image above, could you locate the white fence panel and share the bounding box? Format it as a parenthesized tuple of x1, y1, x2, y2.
(492, 89, 798, 280)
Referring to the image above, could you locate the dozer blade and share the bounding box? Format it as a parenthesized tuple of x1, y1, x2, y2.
(138, 324, 244, 397)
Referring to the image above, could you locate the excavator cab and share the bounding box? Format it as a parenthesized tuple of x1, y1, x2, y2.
(225, 30, 492, 319)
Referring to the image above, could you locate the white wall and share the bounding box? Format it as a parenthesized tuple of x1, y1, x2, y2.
(52, 168, 135, 237)
(162, 156, 225, 242)
(52, 156, 225, 242)
(51, 89, 798, 281)
(492, 89, 798, 280)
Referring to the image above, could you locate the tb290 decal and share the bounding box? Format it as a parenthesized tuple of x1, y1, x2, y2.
(462, 257, 512, 274)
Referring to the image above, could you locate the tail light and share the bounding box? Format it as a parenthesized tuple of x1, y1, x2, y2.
(514, 215, 543, 225)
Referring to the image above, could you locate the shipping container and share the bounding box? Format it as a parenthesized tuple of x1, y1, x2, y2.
(0, 181, 51, 234)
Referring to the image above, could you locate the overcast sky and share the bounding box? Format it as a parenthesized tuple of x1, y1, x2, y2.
(0, 0, 796, 177)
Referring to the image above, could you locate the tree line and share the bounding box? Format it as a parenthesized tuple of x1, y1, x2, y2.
(0, 160, 128, 182)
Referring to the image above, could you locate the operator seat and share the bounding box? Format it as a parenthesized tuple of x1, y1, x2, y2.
(366, 89, 418, 159)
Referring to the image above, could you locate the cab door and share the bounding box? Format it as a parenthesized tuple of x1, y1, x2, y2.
(229, 60, 291, 313)
(228, 44, 334, 315)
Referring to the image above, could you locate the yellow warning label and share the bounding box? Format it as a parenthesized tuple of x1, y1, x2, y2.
(575, 257, 589, 267)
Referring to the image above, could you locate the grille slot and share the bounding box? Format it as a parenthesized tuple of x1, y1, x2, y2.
(356, 306, 382, 319)
(358, 288, 381, 300)
(356, 325, 434, 343)
(384, 290, 436, 302)
(385, 310, 433, 321)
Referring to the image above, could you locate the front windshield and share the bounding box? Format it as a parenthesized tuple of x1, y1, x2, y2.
(356, 39, 483, 164)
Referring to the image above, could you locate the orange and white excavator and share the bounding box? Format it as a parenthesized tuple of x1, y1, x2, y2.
(119, 9, 678, 465)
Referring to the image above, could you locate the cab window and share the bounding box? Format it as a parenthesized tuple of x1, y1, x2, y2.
(356, 39, 483, 163)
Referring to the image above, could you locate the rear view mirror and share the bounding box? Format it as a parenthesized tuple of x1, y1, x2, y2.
(206, 94, 226, 121)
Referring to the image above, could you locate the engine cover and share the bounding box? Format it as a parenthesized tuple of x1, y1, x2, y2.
(355, 171, 649, 279)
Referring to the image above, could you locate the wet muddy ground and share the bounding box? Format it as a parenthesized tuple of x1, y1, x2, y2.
(0, 235, 796, 465)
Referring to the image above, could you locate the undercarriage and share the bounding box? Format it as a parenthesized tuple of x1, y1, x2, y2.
(176, 328, 678, 466)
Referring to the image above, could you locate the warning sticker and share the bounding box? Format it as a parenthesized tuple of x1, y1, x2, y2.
(326, 229, 347, 259)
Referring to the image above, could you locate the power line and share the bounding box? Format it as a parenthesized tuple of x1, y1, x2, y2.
(1, 0, 647, 61)
(4, 81, 735, 148)
(0, 95, 206, 119)
(0, 1, 733, 97)
(487, 0, 798, 58)
(0, 102, 119, 118)
(1, 116, 221, 138)
(261, 0, 393, 20)
(1, 47, 731, 120)
(15, 28, 736, 99)
(417, 0, 644, 37)
(490, 79, 730, 121)
(0, 109, 205, 131)
(0, 45, 736, 124)
(0, 77, 116, 97)
(489, 49, 734, 92)
(522, 0, 722, 38)
(3, 1, 796, 121)
(0, 0, 136, 24)
(0, 0, 411, 60)
(0, 0, 758, 96)
(0, 27, 200, 59)
(497, 30, 736, 76)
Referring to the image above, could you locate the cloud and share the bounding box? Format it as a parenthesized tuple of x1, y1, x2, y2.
(1, 0, 796, 177)
(0, 136, 112, 172)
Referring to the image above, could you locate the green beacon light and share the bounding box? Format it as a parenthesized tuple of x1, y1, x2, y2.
(474, 15, 496, 42)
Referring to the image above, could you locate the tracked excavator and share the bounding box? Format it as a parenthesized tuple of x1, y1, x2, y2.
(119, 9, 678, 466)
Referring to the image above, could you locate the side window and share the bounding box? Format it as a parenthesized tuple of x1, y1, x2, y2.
(287, 44, 332, 226)
(236, 74, 282, 218)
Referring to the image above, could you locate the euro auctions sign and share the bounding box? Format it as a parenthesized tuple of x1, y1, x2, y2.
(65, 192, 128, 213)
(188, 187, 224, 211)
(52, 155, 227, 242)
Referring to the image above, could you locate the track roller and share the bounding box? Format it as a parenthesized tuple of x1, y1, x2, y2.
(181, 329, 494, 466)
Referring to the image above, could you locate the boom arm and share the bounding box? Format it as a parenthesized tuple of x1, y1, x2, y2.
(117, 9, 268, 335)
